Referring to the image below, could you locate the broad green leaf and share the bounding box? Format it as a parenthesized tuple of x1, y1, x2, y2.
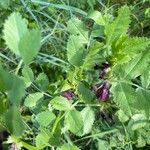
(81, 107, 95, 135)
(18, 29, 41, 64)
(3, 12, 28, 55)
(128, 114, 147, 131)
(105, 6, 131, 44)
(0, 65, 25, 106)
(97, 139, 109, 150)
(141, 66, 150, 88)
(8, 75, 25, 106)
(59, 143, 80, 150)
(122, 51, 150, 78)
(67, 16, 89, 66)
(35, 130, 50, 148)
(24, 92, 43, 108)
(0, 98, 7, 115)
(0, 65, 12, 91)
(36, 111, 56, 127)
(120, 37, 150, 55)
(136, 134, 146, 148)
(82, 42, 103, 70)
(0, 0, 10, 9)
(67, 17, 88, 43)
(36, 73, 49, 91)
(135, 88, 150, 117)
(88, 10, 105, 25)
(116, 109, 129, 122)
(111, 82, 136, 117)
(67, 35, 86, 66)
(77, 82, 95, 103)
(5, 106, 25, 136)
(36, 128, 61, 148)
(22, 65, 34, 87)
(50, 96, 72, 111)
(65, 109, 83, 136)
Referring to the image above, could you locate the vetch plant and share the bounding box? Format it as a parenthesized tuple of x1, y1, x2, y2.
(0, 4, 150, 150)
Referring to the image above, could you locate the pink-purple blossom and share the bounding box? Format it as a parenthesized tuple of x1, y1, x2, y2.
(62, 90, 75, 100)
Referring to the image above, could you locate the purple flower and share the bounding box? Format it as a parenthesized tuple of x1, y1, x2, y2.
(96, 82, 110, 101)
(62, 90, 75, 100)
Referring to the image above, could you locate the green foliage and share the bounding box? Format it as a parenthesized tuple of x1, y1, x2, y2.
(111, 82, 136, 117)
(77, 82, 95, 103)
(81, 107, 95, 135)
(5, 106, 25, 136)
(50, 96, 72, 111)
(24, 92, 43, 108)
(65, 109, 83, 136)
(67, 17, 88, 66)
(0, 65, 25, 106)
(22, 65, 34, 87)
(141, 66, 150, 88)
(105, 6, 131, 44)
(82, 42, 104, 70)
(36, 111, 56, 127)
(3, 12, 41, 65)
(35, 129, 50, 148)
(136, 88, 150, 117)
(3, 12, 28, 55)
(0, 2, 150, 150)
(59, 143, 80, 150)
(0, 0, 10, 9)
(18, 29, 41, 65)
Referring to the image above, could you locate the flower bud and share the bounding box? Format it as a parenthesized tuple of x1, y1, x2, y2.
(62, 90, 75, 100)
(96, 82, 110, 101)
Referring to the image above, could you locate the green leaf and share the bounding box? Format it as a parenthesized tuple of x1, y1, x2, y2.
(65, 109, 83, 136)
(128, 114, 147, 131)
(0, 0, 10, 9)
(36, 111, 56, 127)
(35, 130, 50, 148)
(111, 82, 136, 117)
(36, 127, 61, 148)
(0, 65, 25, 106)
(67, 35, 86, 66)
(0, 98, 7, 115)
(7, 75, 25, 106)
(88, 10, 106, 25)
(19, 29, 41, 64)
(116, 109, 129, 122)
(87, 0, 96, 9)
(81, 107, 95, 135)
(82, 42, 104, 70)
(59, 143, 80, 150)
(116, 50, 150, 79)
(50, 96, 72, 111)
(24, 92, 43, 108)
(141, 66, 150, 88)
(67, 17, 88, 43)
(36, 73, 49, 91)
(5, 106, 25, 136)
(67, 17, 89, 66)
(120, 37, 150, 55)
(97, 139, 109, 150)
(135, 88, 150, 117)
(105, 6, 131, 44)
(3, 12, 28, 55)
(77, 82, 95, 104)
(0, 65, 12, 91)
(22, 65, 34, 87)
